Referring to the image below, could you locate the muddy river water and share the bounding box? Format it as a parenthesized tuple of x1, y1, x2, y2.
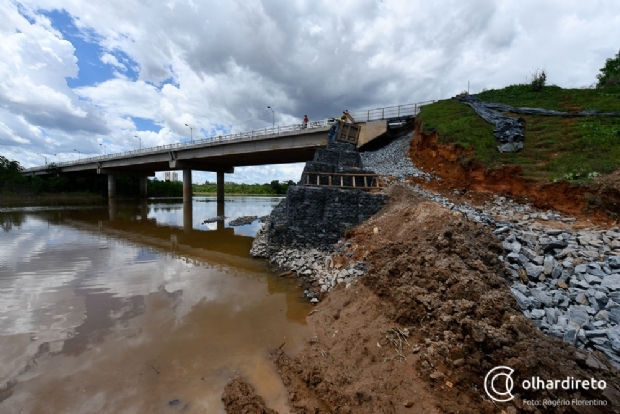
(0, 196, 312, 414)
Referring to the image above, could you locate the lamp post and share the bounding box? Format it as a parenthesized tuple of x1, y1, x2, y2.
(74, 149, 80, 160)
(135, 135, 141, 150)
(37, 153, 47, 165)
(267, 106, 274, 128)
(100, 143, 106, 155)
(53, 153, 57, 164)
(185, 124, 193, 142)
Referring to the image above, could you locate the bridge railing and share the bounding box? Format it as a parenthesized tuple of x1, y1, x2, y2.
(348, 101, 435, 122)
(25, 101, 435, 171)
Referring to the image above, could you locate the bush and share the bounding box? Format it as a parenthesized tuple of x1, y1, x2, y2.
(530, 68, 547, 92)
(596, 49, 620, 88)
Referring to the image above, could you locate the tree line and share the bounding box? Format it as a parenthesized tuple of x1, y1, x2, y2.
(193, 180, 295, 195)
(1, 157, 294, 197)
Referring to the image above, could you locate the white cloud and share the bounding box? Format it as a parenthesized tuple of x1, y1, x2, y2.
(3, 0, 620, 182)
(100, 52, 126, 71)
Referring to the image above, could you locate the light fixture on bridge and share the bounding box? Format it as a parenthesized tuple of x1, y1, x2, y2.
(37, 153, 47, 165)
(74, 149, 80, 161)
(185, 124, 193, 142)
(100, 143, 106, 155)
(135, 135, 141, 150)
(267, 106, 274, 128)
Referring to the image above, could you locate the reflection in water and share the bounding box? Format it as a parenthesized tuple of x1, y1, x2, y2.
(0, 197, 311, 413)
(183, 199, 193, 232)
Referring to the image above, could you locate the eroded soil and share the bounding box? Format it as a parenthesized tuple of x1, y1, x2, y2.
(223, 186, 620, 413)
(408, 122, 620, 225)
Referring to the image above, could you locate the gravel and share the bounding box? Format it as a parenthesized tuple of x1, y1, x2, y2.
(360, 130, 434, 182)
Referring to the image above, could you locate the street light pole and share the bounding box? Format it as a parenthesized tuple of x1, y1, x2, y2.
(185, 124, 193, 142)
(74, 149, 80, 160)
(267, 106, 274, 128)
(37, 153, 47, 165)
(100, 143, 106, 155)
(135, 135, 141, 150)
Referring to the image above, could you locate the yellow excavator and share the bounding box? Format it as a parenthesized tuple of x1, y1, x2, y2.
(341, 110, 355, 123)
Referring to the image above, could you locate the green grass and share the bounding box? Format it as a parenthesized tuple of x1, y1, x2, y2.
(416, 84, 620, 182)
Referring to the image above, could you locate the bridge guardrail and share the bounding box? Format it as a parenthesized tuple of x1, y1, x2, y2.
(24, 101, 435, 171)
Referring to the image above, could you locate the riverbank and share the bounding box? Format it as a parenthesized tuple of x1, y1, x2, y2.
(223, 95, 620, 411)
(228, 183, 620, 413)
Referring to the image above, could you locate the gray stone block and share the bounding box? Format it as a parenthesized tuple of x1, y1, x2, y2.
(602, 275, 620, 291)
(608, 256, 620, 269)
(511, 288, 532, 310)
(569, 308, 590, 327)
(563, 328, 578, 345)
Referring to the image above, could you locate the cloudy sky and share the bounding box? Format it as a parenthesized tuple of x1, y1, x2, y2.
(1, 0, 619, 183)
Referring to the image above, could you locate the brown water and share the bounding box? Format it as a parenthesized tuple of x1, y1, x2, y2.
(0, 197, 312, 413)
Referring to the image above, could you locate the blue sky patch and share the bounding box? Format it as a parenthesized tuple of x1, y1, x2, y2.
(155, 75, 179, 90)
(131, 117, 161, 133)
(205, 124, 233, 138)
(39, 9, 139, 88)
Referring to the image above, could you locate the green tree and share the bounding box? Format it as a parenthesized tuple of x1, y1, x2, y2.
(597, 49, 620, 88)
(0, 156, 27, 193)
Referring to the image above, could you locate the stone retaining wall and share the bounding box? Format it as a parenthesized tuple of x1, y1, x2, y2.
(262, 135, 387, 251)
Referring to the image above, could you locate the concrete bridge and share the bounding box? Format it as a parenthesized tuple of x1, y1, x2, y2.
(22, 102, 433, 201)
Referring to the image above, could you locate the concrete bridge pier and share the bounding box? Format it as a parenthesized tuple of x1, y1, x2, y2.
(108, 174, 116, 198)
(140, 176, 148, 198)
(183, 169, 193, 232)
(183, 170, 192, 203)
(217, 171, 225, 203)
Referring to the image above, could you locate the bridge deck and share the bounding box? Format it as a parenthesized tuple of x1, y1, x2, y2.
(23, 101, 433, 176)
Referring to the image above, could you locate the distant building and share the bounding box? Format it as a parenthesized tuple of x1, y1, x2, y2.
(163, 171, 179, 182)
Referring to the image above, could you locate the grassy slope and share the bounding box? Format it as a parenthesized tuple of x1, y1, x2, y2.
(416, 84, 620, 182)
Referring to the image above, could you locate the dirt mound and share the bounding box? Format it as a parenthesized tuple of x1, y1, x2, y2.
(271, 283, 443, 414)
(409, 122, 620, 223)
(222, 375, 279, 414)
(359, 188, 620, 413)
(272, 186, 620, 413)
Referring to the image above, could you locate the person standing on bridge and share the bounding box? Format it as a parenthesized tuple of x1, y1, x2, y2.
(303, 115, 309, 129)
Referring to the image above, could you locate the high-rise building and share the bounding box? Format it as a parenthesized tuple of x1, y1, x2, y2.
(163, 171, 179, 182)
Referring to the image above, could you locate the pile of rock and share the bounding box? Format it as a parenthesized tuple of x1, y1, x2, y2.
(228, 216, 258, 226)
(201, 216, 225, 224)
(269, 246, 366, 303)
(500, 225, 620, 368)
(360, 129, 434, 182)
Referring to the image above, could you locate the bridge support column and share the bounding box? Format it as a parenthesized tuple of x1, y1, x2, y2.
(140, 176, 148, 198)
(107, 174, 116, 198)
(217, 171, 225, 203)
(183, 169, 192, 203)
